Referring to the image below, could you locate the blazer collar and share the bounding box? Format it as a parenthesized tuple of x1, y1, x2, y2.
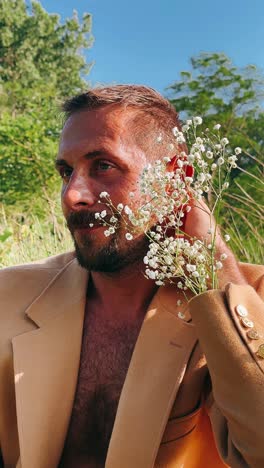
(12, 258, 88, 468)
(12, 258, 197, 468)
(106, 285, 196, 468)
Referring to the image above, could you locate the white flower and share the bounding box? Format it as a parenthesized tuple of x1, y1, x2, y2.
(177, 134, 186, 144)
(177, 159, 183, 168)
(124, 205, 132, 215)
(221, 137, 229, 146)
(235, 147, 242, 155)
(224, 234, 230, 242)
(197, 173, 206, 183)
(214, 124, 221, 130)
(156, 280, 164, 286)
(211, 163, 217, 170)
(146, 269, 157, 280)
(109, 226, 115, 234)
(172, 126, 179, 136)
(163, 156, 171, 163)
(185, 176, 193, 184)
(100, 210, 107, 218)
(186, 119, 192, 126)
(215, 261, 223, 270)
(143, 256, 149, 264)
(206, 151, 213, 159)
(104, 230, 110, 237)
(157, 134, 163, 142)
(95, 212, 100, 219)
(228, 155, 237, 163)
(129, 192, 135, 198)
(217, 157, 224, 166)
(222, 182, 229, 189)
(192, 271, 200, 278)
(188, 154, 195, 163)
(207, 228, 213, 234)
(117, 203, 124, 211)
(193, 116, 203, 126)
(197, 254, 205, 262)
(89, 223, 94, 227)
(99, 191, 109, 198)
(125, 233, 133, 241)
(220, 253, 228, 260)
(177, 300, 182, 306)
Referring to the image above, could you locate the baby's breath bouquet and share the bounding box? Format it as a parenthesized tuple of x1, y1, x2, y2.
(94, 117, 241, 301)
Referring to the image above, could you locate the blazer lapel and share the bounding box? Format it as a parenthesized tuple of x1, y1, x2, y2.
(12, 257, 196, 468)
(106, 285, 197, 468)
(12, 259, 88, 468)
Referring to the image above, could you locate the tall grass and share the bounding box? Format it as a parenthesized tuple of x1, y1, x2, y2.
(0, 205, 73, 268)
(1, 162, 263, 268)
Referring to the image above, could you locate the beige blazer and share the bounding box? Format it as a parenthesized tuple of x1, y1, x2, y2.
(0, 252, 264, 468)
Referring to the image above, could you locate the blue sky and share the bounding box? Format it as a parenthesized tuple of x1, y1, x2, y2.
(41, 0, 264, 93)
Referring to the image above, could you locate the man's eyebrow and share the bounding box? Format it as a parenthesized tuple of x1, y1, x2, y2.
(55, 150, 106, 168)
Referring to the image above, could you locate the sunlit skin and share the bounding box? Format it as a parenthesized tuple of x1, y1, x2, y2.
(56, 105, 246, 323)
(56, 104, 246, 467)
(56, 105, 159, 322)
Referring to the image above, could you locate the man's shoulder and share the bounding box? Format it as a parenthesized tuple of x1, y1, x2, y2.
(1, 250, 75, 275)
(0, 251, 76, 311)
(239, 261, 264, 289)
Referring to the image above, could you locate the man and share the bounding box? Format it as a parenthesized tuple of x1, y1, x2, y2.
(0, 85, 264, 468)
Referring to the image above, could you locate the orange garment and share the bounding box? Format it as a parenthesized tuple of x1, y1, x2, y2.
(156, 406, 228, 467)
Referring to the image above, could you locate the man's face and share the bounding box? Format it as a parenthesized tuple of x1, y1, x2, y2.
(56, 106, 150, 272)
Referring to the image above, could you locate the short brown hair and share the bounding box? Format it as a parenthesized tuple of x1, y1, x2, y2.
(62, 84, 183, 158)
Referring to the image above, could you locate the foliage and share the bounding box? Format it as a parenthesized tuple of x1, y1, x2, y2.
(0, 204, 73, 267)
(0, 0, 93, 214)
(221, 154, 264, 264)
(166, 52, 264, 266)
(0, 110, 61, 212)
(167, 52, 264, 174)
(0, 0, 93, 112)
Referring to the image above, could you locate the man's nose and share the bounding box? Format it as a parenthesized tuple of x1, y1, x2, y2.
(62, 174, 97, 211)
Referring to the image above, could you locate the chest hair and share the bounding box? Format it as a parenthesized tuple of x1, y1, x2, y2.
(62, 306, 143, 464)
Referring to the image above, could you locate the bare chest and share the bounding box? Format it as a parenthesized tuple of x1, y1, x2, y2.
(59, 309, 143, 467)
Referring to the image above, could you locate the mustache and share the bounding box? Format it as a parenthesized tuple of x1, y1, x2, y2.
(67, 211, 114, 230)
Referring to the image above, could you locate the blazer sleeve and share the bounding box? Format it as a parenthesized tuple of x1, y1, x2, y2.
(188, 270, 264, 468)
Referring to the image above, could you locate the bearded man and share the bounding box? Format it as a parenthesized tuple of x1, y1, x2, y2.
(0, 85, 264, 468)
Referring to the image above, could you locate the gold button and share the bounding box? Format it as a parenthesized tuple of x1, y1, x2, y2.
(247, 329, 261, 340)
(256, 344, 264, 359)
(235, 304, 248, 317)
(241, 317, 254, 328)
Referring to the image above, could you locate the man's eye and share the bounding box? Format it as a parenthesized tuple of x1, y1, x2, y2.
(96, 161, 114, 172)
(59, 167, 73, 181)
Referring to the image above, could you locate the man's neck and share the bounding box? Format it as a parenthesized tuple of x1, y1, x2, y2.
(88, 262, 158, 323)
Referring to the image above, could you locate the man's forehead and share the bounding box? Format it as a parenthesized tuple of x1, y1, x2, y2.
(58, 106, 147, 164)
(61, 105, 135, 140)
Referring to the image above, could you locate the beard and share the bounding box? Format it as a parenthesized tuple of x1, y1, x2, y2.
(67, 210, 149, 273)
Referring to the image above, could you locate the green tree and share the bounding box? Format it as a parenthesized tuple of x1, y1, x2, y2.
(0, 0, 93, 214)
(167, 52, 264, 169)
(167, 52, 264, 262)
